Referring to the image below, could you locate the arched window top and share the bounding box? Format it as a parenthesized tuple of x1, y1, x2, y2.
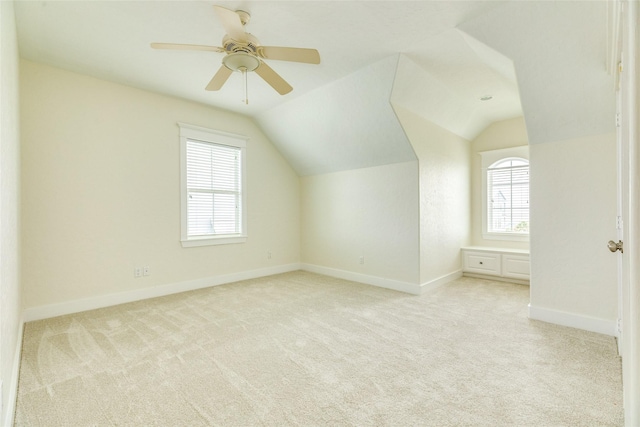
(489, 157, 528, 170)
(480, 146, 529, 170)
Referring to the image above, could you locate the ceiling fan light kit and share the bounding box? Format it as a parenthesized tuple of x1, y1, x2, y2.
(151, 5, 320, 104)
(222, 52, 260, 104)
(222, 52, 260, 72)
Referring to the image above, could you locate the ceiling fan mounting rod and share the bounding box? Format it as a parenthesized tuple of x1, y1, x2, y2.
(236, 10, 250, 26)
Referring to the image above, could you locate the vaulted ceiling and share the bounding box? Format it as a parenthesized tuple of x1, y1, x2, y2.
(14, 1, 614, 176)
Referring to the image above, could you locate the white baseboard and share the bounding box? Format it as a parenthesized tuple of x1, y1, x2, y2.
(528, 304, 617, 337)
(22, 263, 457, 322)
(23, 263, 302, 322)
(4, 315, 24, 427)
(463, 272, 530, 286)
(420, 270, 462, 294)
(301, 263, 421, 295)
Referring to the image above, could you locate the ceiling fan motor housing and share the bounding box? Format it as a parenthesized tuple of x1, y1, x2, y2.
(222, 34, 260, 54)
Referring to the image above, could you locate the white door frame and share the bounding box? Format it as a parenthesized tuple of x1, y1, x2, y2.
(618, 0, 639, 424)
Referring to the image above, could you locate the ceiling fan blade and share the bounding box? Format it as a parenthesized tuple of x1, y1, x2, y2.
(260, 46, 320, 64)
(254, 62, 293, 95)
(151, 43, 224, 53)
(213, 5, 247, 42)
(206, 65, 233, 91)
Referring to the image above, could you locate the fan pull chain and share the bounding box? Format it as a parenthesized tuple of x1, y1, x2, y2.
(240, 67, 248, 105)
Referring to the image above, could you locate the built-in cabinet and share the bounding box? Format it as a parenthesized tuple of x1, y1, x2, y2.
(461, 247, 530, 283)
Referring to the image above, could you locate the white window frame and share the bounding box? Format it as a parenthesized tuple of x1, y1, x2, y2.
(480, 146, 529, 242)
(179, 123, 248, 247)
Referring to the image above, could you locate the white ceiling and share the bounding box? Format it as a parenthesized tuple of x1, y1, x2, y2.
(14, 1, 510, 116)
(14, 1, 614, 175)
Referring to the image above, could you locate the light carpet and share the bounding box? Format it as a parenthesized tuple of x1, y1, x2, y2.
(14, 271, 623, 426)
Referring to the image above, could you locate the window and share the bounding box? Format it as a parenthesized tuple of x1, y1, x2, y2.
(480, 146, 529, 241)
(487, 158, 529, 233)
(179, 123, 247, 247)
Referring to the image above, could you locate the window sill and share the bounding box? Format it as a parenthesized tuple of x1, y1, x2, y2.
(482, 232, 529, 243)
(181, 235, 247, 247)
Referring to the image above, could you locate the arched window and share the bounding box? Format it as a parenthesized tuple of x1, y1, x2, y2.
(487, 157, 529, 234)
(480, 146, 529, 241)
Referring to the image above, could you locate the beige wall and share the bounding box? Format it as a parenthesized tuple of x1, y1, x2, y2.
(394, 106, 471, 285)
(20, 60, 300, 309)
(301, 161, 420, 286)
(530, 133, 617, 322)
(470, 117, 529, 250)
(1, 1, 22, 424)
(298, 104, 470, 290)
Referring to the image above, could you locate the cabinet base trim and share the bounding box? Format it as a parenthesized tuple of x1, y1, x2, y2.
(463, 272, 529, 286)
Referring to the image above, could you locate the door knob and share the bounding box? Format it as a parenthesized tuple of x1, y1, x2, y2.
(608, 240, 624, 253)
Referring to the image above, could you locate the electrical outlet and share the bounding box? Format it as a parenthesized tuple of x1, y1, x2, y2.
(359, 256, 364, 265)
(134, 267, 142, 278)
(143, 266, 150, 276)
(267, 251, 272, 260)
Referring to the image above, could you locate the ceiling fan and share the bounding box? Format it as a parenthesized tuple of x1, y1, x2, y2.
(151, 5, 320, 103)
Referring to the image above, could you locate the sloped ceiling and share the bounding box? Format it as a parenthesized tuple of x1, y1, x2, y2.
(459, 0, 615, 144)
(14, 1, 614, 175)
(391, 29, 522, 141)
(255, 55, 415, 176)
(257, 30, 523, 176)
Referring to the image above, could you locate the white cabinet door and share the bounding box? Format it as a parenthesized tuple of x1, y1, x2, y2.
(502, 254, 530, 280)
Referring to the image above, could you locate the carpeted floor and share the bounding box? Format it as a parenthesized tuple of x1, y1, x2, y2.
(14, 271, 623, 426)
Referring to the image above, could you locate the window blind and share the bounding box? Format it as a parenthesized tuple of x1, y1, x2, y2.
(186, 139, 242, 237)
(487, 160, 529, 233)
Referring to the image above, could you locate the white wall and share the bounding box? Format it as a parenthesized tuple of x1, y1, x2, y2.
(529, 133, 618, 330)
(393, 106, 471, 285)
(0, 1, 22, 424)
(301, 161, 420, 289)
(459, 0, 618, 336)
(470, 117, 529, 250)
(20, 60, 300, 311)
